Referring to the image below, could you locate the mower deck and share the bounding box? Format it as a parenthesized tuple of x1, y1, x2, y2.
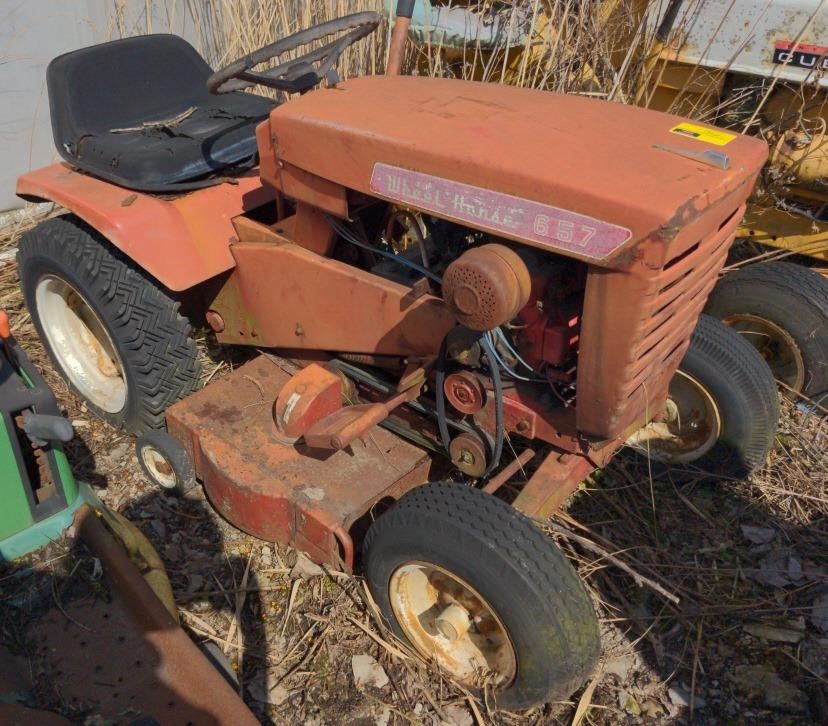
(166, 355, 433, 569)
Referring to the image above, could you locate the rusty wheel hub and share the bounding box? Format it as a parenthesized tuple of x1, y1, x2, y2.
(626, 370, 721, 463)
(388, 562, 516, 688)
(139, 446, 177, 490)
(722, 313, 805, 391)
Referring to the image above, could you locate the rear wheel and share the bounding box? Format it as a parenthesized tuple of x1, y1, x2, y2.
(627, 314, 778, 477)
(705, 261, 828, 397)
(363, 482, 600, 710)
(17, 215, 200, 433)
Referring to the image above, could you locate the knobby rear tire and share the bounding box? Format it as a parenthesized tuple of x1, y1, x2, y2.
(17, 215, 200, 434)
(706, 261, 828, 398)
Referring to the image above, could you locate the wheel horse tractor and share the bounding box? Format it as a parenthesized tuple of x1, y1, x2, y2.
(15, 5, 778, 710)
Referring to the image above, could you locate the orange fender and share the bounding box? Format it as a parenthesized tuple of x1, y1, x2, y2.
(17, 163, 273, 292)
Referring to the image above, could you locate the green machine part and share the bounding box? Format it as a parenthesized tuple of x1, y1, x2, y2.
(0, 333, 96, 561)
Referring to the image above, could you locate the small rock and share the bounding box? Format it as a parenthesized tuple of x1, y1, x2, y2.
(149, 519, 167, 540)
(375, 707, 391, 726)
(668, 686, 689, 707)
(291, 552, 324, 579)
(101, 441, 130, 467)
(605, 652, 636, 681)
(248, 671, 290, 705)
(441, 704, 473, 726)
(731, 665, 807, 713)
(743, 623, 804, 643)
(352, 654, 389, 690)
(740, 524, 776, 544)
(163, 543, 183, 562)
(745, 548, 805, 588)
(801, 638, 827, 677)
(667, 685, 704, 708)
(788, 556, 803, 582)
(261, 546, 272, 557)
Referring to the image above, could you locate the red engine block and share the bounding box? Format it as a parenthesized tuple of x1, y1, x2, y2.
(514, 264, 582, 371)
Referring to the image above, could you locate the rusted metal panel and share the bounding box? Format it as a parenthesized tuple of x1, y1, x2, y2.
(512, 450, 606, 517)
(16, 163, 272, 291)
(211, 235, 457, 356)
(264, 75, 768, 267)
(165, 355, 433, 570)
(72, 506, 258, 725)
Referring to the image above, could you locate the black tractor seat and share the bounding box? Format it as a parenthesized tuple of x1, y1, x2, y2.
(47, 34, 276, 193)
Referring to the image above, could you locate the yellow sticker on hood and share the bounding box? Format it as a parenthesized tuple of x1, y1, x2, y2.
(669, 122, 736, 147)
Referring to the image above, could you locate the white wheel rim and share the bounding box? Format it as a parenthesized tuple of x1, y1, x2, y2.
(388, 561, 517, 688)
(626, 370, 722, 463)
(140, 446, 177, 489)
(35, 275, 126, 413)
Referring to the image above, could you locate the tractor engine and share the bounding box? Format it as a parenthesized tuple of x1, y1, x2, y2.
(368, 209, 585, 379)
(358, 208, 587, 474)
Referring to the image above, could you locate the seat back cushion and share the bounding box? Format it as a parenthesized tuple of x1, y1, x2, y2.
(45, 34, 274, 191)
(48, 34, 214, 149)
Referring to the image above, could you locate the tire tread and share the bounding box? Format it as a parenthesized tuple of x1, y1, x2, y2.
(363, 482, 600, 706)
(17, 215, 200, 431)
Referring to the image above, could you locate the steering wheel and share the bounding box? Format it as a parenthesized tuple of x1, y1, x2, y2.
(208, 12, 381, 95)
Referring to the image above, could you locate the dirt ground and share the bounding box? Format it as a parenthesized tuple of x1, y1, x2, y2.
(1, 211, 827, 725)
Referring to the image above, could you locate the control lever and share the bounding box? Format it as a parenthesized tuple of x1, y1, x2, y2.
(304, 391, 408, 451)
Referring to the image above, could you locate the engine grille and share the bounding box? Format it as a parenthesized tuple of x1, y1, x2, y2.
(575, 199, 746, 440)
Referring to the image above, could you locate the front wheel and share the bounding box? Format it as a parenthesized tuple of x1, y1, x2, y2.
(627, 314, 778, 477)
(362, 482, 600, 710)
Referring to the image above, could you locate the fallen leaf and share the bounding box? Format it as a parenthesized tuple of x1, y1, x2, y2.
(291, 552, 324, 579)
(811, 593, 828, 633)
(248, 671, 290, 705)
(740, 524, 776, 544)
(743, 623, 804, 643)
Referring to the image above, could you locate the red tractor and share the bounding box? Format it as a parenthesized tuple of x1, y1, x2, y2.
(15, 8, 776, 709)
